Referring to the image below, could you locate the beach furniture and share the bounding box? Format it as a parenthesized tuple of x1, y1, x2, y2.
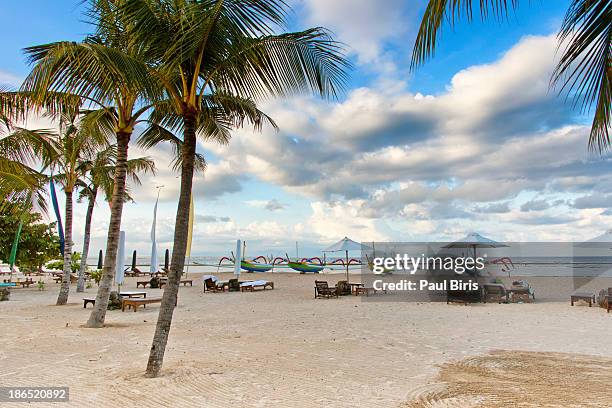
(204, 278, 225, 293)
(336, 280, 352, 296)
(120, 291, 147, 298)
(240, 280, 274, 292)
(227, 278, 240, 292)
(180, 279, 193, 286)
(571, 292, 595, 307)
(483, 283, 508, 303)
(121, 297, 163, 312)
(509, 280, 535, 303)
(83, 297, 96, 308)
(605, 288, 612, 313)
(314, 280, 339, 299)
(136, 280, 150, 288)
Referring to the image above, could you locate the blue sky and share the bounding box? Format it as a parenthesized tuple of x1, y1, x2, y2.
(2, 0, 611, 258)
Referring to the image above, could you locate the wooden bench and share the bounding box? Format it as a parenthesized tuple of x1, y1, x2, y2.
(83, 297, 96, 308)
(122, 297, 162, 312)
(180, 280, 193, 286)
(136, 281, 150, 288)
(571, 292, 595, 307)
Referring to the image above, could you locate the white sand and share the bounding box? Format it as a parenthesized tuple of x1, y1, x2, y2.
(2, 273, 612, 407)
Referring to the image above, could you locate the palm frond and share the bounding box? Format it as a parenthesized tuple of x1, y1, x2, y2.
(552, 0, 611, 151)
(411, 0, 521, 68)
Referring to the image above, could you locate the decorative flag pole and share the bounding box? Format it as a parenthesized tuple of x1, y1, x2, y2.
(150, 186, 163, 275)
(234, 239, 242, 278)
(49, 179, 65, 255)
(8, 219, 23, 279)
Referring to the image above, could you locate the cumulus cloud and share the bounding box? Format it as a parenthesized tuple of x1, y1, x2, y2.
(299, 0, 412, 65)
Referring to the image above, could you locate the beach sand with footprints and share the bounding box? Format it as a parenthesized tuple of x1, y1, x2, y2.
(2, 272, 612, 407)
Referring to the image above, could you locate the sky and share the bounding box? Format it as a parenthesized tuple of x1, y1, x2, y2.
(2, 0, 612, 258)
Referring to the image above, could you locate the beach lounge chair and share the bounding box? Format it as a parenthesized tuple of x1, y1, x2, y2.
(314, 280, 338, 299)
(509, 280, 535, 303)
(240, 280, 274, 292)
(483, 283, 508, 303)
(204, 278, 224, 293)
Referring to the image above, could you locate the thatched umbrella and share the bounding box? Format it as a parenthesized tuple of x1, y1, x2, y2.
(323, 237, 364, 282)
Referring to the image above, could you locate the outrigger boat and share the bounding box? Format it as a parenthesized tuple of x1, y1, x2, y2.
(240, 259, 273, 273)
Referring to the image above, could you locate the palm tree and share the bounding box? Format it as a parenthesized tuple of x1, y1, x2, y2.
(412, 0, 611, 150)
(121, 0, 350, 377)
(20, 0, 162, 324)
(44, 110, 109, 305)
(76, 145, 155, 292)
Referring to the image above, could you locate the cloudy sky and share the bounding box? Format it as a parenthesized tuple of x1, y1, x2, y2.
(2, 0, 611, 257)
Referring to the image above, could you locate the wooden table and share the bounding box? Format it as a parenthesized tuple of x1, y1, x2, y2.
(120, 291, 147, 299)
(571, 292, 595, 307)
(348, 282, 364, 295)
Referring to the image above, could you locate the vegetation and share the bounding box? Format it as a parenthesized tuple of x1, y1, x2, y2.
(412, 0, 611, 151)
(0, 206, 60, 271)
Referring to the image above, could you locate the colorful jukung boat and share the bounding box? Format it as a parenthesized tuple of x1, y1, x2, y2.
(287, 261, 324, 273)
(240, 260, 273, 273)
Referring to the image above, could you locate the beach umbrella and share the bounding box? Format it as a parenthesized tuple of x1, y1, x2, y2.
(323, 237, 364, 282)
(131, 250, 137, 270)
(115, 231, 126, 286)
(444, 232, 508, 273)
(97, 250, 103, 269)
(164, 249, 170, 270)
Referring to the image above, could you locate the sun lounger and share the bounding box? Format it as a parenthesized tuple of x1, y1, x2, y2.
(204, 278, 225, 293)
(509, 280, 535, 303)
(240, 280, 274, 292)
(314, 280, 338, 299)
(121, 297, 162, 312)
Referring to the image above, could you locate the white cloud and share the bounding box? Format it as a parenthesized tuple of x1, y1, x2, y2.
(299, 0, 412, 65)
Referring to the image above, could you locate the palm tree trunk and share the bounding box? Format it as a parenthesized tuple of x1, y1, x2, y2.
(77, 187, 97, 293)
(145, 114, 197, 377)
(56, 189, 73, 305)
(86, 132, 130, 327)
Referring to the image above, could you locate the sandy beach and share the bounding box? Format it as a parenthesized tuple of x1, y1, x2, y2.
(2, 273, 612, 407)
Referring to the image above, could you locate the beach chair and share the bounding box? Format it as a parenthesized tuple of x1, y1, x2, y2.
(606, 288, 612, 313)
(228, 278, 240, 292)
(335, 280, 351, 296)
(314, 280, 338, 299)
(510, 280, 535, 303)
(483, 283, 508, 303)
(204, 278, 224, 293)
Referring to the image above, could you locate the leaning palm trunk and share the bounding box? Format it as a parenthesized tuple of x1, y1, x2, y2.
(77, 187, 97, 293)
(56, 190, 73, 305)
(86, 132, 130, 327)
(145, 115, 197, 377)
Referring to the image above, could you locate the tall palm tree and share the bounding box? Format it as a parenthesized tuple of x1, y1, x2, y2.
(76, 145, 155, 292)
(122, 0, 350, 377)
(20, 0, 162, 324)
(412, 0, 611, 150)
(44, 110, 109, 305)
